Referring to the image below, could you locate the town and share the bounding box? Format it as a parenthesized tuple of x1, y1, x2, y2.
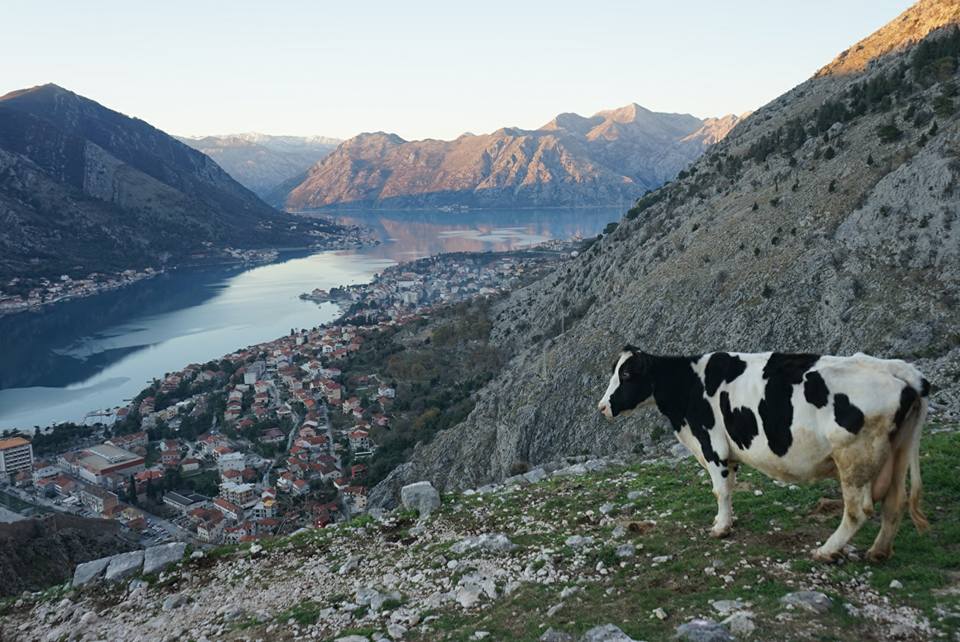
(0, 240, 583, 550)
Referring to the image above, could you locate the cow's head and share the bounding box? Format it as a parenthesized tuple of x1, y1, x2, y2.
(598, 345, 654, 419)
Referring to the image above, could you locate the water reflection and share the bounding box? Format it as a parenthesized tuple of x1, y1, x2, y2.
(0, 207, 619, 429)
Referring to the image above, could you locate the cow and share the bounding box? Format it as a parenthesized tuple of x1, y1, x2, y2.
(597, 347, 929, 562)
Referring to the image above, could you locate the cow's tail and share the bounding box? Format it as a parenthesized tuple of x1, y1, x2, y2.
(897, 378, 929, 533)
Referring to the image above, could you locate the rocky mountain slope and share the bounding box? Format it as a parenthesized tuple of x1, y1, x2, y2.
(177, 133, 340, 197)
(0, 85, 353, 282)
(0, 514, 137, 598)
(368, 0, 960, 498)
(279, 105, 741, 211)
(3, 430, 957, 641)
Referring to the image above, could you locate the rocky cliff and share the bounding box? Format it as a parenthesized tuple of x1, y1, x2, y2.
(176, 133, 340, 197)
(370, 0, 960, 499)
(279, 105, 741, 211)
(0, 514, 137, 598)
(0, 85, 353, 282)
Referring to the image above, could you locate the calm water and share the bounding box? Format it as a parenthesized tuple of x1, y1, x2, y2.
(0, 208, 619, 430)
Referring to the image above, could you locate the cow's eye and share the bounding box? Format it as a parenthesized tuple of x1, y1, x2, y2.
(620, 370, 630, 380)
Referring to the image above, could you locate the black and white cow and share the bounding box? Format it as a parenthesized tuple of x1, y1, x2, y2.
(597, 347, 929, 562)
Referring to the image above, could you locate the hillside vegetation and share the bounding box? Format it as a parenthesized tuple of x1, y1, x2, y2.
(2, 428, 957, 640)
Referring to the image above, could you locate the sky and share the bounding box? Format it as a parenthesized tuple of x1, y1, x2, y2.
(1, 1, 915, 141)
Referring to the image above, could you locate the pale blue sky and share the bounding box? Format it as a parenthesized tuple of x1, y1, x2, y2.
(2, 1, 914, 141)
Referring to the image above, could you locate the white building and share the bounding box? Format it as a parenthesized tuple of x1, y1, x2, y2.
(0, 437, 34, 481)
(217, 451, 246, 474)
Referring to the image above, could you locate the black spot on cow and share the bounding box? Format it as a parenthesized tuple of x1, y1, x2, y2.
(833, 393, 865, 434)
(891, 385, 920, 441)
(647, 355, 722, 466)
(758, 353, 820, 457)
(704, 352, 748, 396)
(719, 391, 760, 450)
(803, 371, 830, 408)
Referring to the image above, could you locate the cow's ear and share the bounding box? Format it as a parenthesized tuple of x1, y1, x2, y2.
(623, 343, 640, 354)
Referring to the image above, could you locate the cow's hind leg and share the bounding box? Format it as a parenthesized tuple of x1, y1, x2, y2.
(867, 445, 909, 561)
(814, 421, 890, 562)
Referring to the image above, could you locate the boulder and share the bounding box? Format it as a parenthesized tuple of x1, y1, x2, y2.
(674, 619, 734, 642)
(779, 590, 833, 614)
(400, 481, 441, 518)
(450, 533, 518, 554)
(722, 612, 756, 637)
(580, 624, 637, 641)
(72, 557, 111, 587)
(104, 550, 144, 581)
(142, 542, 186, 575)
(540, 627, 574, 642)
(523, 467, 548, 484)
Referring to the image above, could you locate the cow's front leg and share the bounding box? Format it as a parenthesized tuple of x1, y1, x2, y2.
(708, 460, 735, 538)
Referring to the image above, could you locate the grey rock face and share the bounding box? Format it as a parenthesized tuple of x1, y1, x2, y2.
(540, 628, 575, 642)
(72, 557, 111, 587)
(142, 542, 186, 575)
(104, 550, 144, 581)
(450, 533, 518, 554)
(579, 624, 638, 641)
(400, 481, 441, 518)
(674, 619, 734, 642)
(780, 590, 833, 614)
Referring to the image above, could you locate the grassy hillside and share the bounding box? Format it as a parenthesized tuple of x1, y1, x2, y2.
(3, 427, 957, 640)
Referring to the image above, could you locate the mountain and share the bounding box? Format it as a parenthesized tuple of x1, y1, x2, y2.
(176, 133, 340, 197)
(0, 85, 353, 283)
(369, 0, 960, 499)
(279, 105, 742, 210)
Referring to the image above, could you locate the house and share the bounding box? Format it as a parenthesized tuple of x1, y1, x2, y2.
(79, 485, 119, 516)
(180, 458, 201, 473)
(348, 430, 372, 452)
(196, 511, 225, 543)
(106, 431, 148, 450)
(343, 486, 368, 511)
(212, 497, 244, 522)
(220, 481, 257, 508)
(291, 479, 309, 496)
(217, 451, 245, 473)
(377, 385, 396, 399)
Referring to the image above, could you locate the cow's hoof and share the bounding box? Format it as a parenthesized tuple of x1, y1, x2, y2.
(812, 548, 841, 563)
(866, 547, 891, 563)
(709, 525, 732, 539)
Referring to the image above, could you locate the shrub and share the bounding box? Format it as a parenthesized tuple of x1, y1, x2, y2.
(877, 119, 903, 143)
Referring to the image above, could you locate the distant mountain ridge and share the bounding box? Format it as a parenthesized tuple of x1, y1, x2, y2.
(177, 133, 340, 196)
(278, 104, 742, 210)
(0, 84, 352, 282)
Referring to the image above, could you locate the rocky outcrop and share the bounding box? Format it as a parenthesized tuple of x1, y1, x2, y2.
(371, 1, 960, 497)
(280, 105, 742, 210)
(0, 514, 138, 597)
(73, 542, 185, 586)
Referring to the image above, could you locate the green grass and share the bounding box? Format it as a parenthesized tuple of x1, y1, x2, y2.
(409, 430, 960, 641)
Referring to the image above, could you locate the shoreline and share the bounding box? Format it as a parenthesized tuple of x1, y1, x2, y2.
(0, 238, 376, 320)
